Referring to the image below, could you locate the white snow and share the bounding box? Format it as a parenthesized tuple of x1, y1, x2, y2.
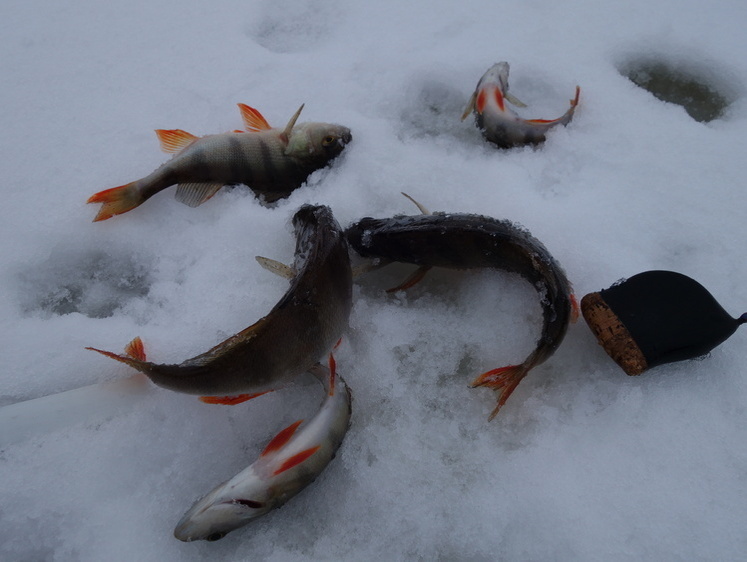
(2, 0, 747, 560)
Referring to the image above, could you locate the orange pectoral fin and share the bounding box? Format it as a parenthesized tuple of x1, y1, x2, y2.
(261, 420, 304, 457)
(238, 104, 272, 132)
(199, 390, 272, 406)
(273, 446, 321, 475)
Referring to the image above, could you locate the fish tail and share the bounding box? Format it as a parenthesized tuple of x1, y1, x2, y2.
(469, 364, 529, 420)
(739, 313, 747, 324)
(569, 85, 581, 108)
(87, 181, 143, 221)
(85, 337, 148, 371)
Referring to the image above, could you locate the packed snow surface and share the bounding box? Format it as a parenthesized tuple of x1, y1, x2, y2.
(2, 0, 747, 560)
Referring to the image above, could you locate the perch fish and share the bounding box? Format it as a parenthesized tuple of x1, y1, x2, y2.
(345, 196, 577, 419)
(174, 359, 352, 542)
(87, 105, 352, 220)
(462, 62, 580, 148)
(87, 205, 352, 399)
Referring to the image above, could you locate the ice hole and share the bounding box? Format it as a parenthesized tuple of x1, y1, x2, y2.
(619, 58, 732, 122)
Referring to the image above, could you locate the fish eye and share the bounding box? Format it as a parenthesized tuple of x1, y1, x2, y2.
(206, 532, 226, 542)
(322, 135, 337, 146)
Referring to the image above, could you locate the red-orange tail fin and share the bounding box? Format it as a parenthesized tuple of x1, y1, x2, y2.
(85, 337, 148, 371)
(571, 85, 581, 108)
(87, 182, 142, 221)
(470, 364, 529, 420)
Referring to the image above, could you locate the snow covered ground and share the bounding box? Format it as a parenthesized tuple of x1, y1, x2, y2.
(2, 0, 747, 559)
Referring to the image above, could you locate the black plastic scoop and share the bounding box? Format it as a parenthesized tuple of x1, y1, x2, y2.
(581, 270, 746, 375)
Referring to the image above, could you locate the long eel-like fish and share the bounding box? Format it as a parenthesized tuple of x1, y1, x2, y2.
(87, 205, 352, 399)
(345, 199, 577, 419)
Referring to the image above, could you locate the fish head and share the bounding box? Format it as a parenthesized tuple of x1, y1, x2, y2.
(478, 62, 511, 94)
(462, 61, 528, 123)
(285, 122, 352, 164)
(173, 480, 273, 542)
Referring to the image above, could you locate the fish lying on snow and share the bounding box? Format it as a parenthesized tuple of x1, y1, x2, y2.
(174, 359, 352, 542)
(87, 205, 352, 400)
(462, 62, 580, 148)
(345, 195, 578, 419)
(87, 104, 352, 221)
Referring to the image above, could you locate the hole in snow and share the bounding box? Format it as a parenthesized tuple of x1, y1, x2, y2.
(398, 78, 481, 143)
(618, 58, 733, 122)
(247, 0, 345, 53)
(18, 249, 153, 319)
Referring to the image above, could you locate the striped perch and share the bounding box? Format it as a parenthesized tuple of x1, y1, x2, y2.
(87, 104, 352, 221)
(462, 62, 580, 149)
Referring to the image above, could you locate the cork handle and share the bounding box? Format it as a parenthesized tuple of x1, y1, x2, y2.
(581, 292, 648, 376)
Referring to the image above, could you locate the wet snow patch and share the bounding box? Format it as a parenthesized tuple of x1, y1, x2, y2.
(18, 248, 153, 319)
(247, 0, 346, 54)
(397, 78, 481, 144)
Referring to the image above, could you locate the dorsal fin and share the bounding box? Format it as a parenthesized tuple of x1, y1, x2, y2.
(237, 104, 272, 132)
(273, 446, 321, 475)
(280, 104, 305, 143)
(261, 420, 303, 457)
(155, 129, 199, 154)
(401, 192, 431, 215)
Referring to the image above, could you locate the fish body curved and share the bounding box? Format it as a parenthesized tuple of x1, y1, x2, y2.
(88, 204, 353, 396)
(174, 362, 352, 542)
(346, 211, 575, 418)
(463, 62, 580, 149)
